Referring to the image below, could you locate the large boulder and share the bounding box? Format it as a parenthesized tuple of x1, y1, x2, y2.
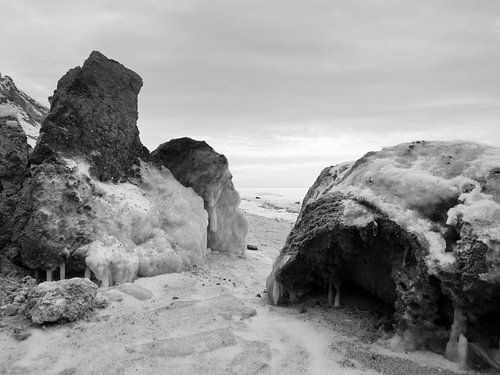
(28, 277, 97, 324)
(152, 137, 248, 254)
(31, 50, 149, 182)
(9, 52, 208, 285)
(267, 141, 500, 368)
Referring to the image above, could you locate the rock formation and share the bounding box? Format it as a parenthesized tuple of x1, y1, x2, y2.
(28, 277, 97, 324)
(0, 73, 47, 147)
(0, 74, 46, 256)
(0, 118, 29, 251)
(5, 51, 208, 287)
(267, 141, 500, 370)
(31, 51, 149, 182)
(152, 137, 248, 254)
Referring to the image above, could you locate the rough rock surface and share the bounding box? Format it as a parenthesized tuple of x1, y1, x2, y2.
(0, 275, 36, 317)
(31, 51, 149, 182)
(28, 278, 97, 324)
(152, 137, 248, 254)
(7, 52, 208, 285)
(0, 118, 29, 250)
(267, 141, 500, 368)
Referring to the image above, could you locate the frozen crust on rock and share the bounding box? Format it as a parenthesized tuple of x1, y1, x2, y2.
(268, 140, 500, 368)
(152, 137, 248, 255)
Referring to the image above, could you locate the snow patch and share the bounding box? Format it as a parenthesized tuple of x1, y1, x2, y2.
(0, 102, 40, 146)
(341, 199, 374, 227)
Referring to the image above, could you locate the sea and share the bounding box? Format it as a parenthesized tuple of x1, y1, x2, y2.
(238, 186, 309, 222)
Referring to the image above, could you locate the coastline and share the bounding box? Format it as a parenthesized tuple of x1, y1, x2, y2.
(0, 202, 466, 374)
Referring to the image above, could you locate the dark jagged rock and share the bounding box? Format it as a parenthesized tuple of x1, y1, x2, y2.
(152, 137, 248, 254)
(31, 51, 149, 182)
(267, 141, 500, 369)
(0, 118, 29, 250)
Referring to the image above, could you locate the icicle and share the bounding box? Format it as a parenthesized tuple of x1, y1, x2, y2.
(85, 266, 91, 279)
(272, 280, 282, 305)
(328, 279, 334, 306)
(445, 305, 467, 364)
(59, 263, 66, 280)
(101, 276, 111, 288)
(46, 269, 53, 282)
(334, 280, 342, 307)
(209, 206, 218, 232)
(457, 334, 468, 369)
(328, 278, 342, 307)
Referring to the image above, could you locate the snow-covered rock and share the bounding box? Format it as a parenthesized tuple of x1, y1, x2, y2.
(14, 159, 208, 286)
(267, 140, 500, 367)
(9, 51, 208, 286)
(152, 138, 248, 255)
(0, 73, 47, 147)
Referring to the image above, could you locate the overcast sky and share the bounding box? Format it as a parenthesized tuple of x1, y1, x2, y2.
(2, 0, 500, 187)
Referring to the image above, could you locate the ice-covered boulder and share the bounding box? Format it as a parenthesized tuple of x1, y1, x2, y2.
(28, 277, 97, 324)
(10, 52, 208, 286)
(152, 138, 248, 255)
(267, 141, 500, 368)
(13, 160, 208, 285)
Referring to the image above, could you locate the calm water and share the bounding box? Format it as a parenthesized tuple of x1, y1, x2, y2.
(238, 187, 309, 204)
(238, 186, 309, 221)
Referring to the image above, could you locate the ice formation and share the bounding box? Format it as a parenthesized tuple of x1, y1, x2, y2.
(268, 140, 500, 369)
(152, 138, 248, 255)
(76, 161, 208, 285)
(21, 159, 208, 287)
(300, 141, 500, 277)
(3, 52, 216, 287)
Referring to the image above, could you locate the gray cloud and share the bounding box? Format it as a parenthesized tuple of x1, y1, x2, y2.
(1, 0, 499, 186)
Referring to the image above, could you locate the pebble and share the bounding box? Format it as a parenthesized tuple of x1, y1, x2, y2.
(12, 329, 31, 341)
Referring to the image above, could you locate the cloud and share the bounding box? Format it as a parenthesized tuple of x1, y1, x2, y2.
(1, 0, 499, 186)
